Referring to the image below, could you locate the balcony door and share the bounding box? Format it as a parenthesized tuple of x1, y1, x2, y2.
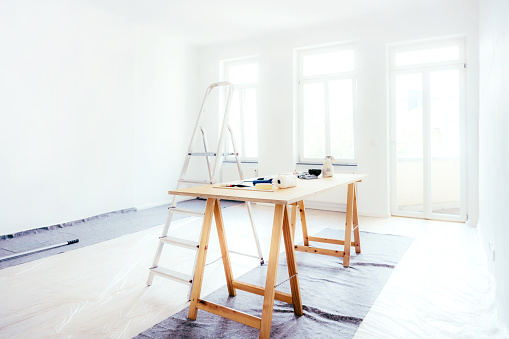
(389, 38, 467, 222)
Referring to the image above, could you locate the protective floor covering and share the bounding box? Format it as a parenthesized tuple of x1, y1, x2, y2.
(0, 199, 240, 269)
(136, 229, 413, 338)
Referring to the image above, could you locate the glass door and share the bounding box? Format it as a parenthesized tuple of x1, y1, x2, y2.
(429, 69, 463, 218)
(391, 65, 466, 222)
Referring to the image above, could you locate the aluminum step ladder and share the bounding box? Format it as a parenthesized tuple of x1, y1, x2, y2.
(147, 81, 264, 299)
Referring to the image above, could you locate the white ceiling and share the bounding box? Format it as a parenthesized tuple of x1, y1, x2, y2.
(83, 0, 427, 45)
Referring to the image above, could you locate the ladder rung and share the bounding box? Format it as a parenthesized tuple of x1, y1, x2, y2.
(149, 266, 192, 285)
(168, 207, 205, 217)
(178, 179, 213, 185)
(160, 236, 199, 250)
(188, 152, 236, 156)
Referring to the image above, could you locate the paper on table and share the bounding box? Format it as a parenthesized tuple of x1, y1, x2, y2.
(213, 185, 276, 192)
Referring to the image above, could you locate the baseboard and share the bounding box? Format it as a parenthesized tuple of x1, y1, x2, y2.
(135, 196, 195, 211)
(359, 211, 391, 218)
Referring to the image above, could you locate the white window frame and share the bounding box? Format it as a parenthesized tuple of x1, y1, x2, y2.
(296, 43, 357, 165)
(388, 37, 466, 72)
(388, 36, 467, 222)
(220, 57, 258, 162)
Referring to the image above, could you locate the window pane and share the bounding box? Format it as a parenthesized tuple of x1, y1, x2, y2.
(303, 83, 325, 158)
(303, 50, 354, 76)
(329, 79, 354, 159)
(243, 88, 258, 157)
(228, 63, 258, 84)
(228, 90, 241, 152)
(430, 70, 460, 216)
(395, 46, 459, 66)
(395, 73, 424, 213)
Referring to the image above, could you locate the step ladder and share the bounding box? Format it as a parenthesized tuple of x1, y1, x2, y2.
(147, 81, 264, 299)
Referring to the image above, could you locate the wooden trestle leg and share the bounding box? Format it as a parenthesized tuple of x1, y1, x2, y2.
(282, 205, 303, 316)
(187, 200, 304, 338)
(298, 201, 310, 246)
(214, 199, 236, 297)
(353, 184, 361, 254)
(343, 183, 354, 267)
(293, 181, 362, 268)
(259, 204, 285, 338)
(188, 198, 216, 320)
(290, 202, 298, 241)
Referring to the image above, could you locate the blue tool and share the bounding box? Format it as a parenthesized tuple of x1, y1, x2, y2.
(253, 179, 273, 185)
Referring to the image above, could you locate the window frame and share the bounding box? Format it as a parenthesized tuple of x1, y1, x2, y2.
(220, 56, 259, 162)
(296, 43, 358, 165)
(388, 37, 466, 71)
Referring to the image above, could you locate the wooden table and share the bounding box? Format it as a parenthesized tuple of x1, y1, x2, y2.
(169, 173, 366, 338)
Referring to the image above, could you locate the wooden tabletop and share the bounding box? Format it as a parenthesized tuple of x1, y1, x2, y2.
(169, 173, 367, 205)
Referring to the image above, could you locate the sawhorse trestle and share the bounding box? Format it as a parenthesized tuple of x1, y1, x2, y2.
(291, 182, 361, 267)
(188, 198, 303, 339)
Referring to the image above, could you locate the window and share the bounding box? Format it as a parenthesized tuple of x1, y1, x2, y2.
(221, 58, 258, 161)
(389, 38, 465, 70)
(296, 43, 356, 164)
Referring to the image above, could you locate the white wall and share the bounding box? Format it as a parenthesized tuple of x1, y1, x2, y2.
(0, 1, 199, 235)
(0, 0, 482, 235)
(479, 0, 509, 328)
(133, 26, 199, 209)
(198, 0, 479, 218)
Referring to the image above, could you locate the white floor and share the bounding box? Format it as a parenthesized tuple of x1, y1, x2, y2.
(0, 204, 507, 338)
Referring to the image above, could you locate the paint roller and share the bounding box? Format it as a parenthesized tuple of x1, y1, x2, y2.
(0, 239, 79, 261)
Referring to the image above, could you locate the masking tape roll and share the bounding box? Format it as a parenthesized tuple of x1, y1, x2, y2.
(255, 183, 273, 190)
(273, 174, 297, 189)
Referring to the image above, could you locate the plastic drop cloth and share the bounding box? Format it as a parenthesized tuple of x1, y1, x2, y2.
(354, 222, 509, 338)
(0, 211, 261, 338)
(0, 204, 507, 338)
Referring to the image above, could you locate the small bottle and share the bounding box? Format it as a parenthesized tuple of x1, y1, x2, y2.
(322, 156, 335, 178)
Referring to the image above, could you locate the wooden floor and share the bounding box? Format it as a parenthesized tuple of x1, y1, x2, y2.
(0, 203, 506, 338)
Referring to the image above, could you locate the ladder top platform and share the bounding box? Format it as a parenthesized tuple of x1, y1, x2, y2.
(169, 173, 367, 205)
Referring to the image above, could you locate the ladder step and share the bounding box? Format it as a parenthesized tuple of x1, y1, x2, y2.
(149, 266, 192, 285)
(168, 207, 205, 217)
(188, 152, 236, 156)
(160, 236, 199, 250)
(178, 179, 213, 185)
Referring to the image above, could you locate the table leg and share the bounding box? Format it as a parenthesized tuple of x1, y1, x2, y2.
(213, 199, 236, 297)
(188, 198, 216, 320)
(259, 204, 285, 339)
(343, 183, 355, 267)
(353, 184, 361, 254)
(282, 205, 303, 316)
(290, 203, 298, 241)
(298, 201, 310, 246)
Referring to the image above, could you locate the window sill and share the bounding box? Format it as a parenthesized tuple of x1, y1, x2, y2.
(223, 160, 259, 165)
(296, 162, 357, 167)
